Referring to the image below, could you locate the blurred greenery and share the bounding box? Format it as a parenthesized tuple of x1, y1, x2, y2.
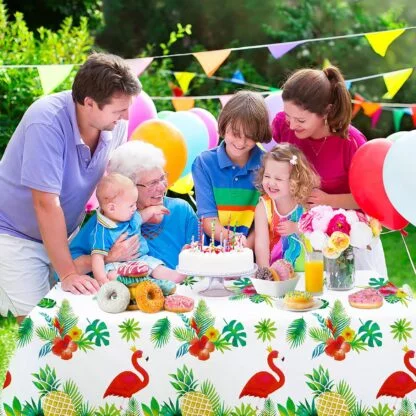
(0, 0, 94, 155)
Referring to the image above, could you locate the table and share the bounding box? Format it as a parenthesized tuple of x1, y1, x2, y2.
(2, 271, 416, 415)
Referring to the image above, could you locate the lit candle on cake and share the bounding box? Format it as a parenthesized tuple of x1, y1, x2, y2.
(210, 219, 215, 247)
(219, 230, 223, 248)
(198, 217, 203, 251)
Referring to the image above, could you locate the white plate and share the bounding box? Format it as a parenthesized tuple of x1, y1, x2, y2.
(276, 298, 324, 312)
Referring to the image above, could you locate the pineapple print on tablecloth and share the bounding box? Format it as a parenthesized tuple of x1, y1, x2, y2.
(43, 391, 75, 416)
(170, 365, 214, 416)
(306, 366, 351, 416)
(32, 365, 76, 416)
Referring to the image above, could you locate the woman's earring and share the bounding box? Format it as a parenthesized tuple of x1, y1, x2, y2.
(324, 118, 328, 126)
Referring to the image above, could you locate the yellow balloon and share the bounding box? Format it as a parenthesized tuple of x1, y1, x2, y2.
(131, 119, 187, 186)
(169, 173, 194, 194)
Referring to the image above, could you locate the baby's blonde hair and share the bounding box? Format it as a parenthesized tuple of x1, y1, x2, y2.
(96, 173, 136, 206)
(255, 143, 320, 206)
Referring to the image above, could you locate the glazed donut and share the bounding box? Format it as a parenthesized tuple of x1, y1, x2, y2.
(134, 281, 164, 313)
(97, 281, 130, 313)
(284, 290, 315, 310)
(348, 288, 383, 309)
(117, 261, 149, 277)
(270, 259, 294, 281)
(164, 295, 194, 313)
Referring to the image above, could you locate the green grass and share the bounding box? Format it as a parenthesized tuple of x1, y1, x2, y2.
(381, 224, 416, 290)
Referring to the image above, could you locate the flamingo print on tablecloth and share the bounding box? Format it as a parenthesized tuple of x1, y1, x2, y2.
(239, 347, 285, 399)
(377, 348, 416, 400)
(104, 347, 149, 399)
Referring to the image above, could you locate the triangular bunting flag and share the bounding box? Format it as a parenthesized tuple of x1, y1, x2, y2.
(345, 81, 352, 90)
(352, 93, 364, 118)
(361, 102, 381, 117)
(267, 41, 304, 59)
(371, 108, 382, 128)
(193, 49, 231, 77)
(219, 95, 233, 108)
(382, 68, 413, 99)
(322, 58, 332, 69)
(125, 57, 153, 76)
(231, 70, 245, 84)
(365, 29, 405, 57)
(174, 72, 196, 94)
(269, 87, 281, 92)
(393, 109, 406, 131)
(37, 65, 74, 95)
(172, 98, 195, 111)
(412, 106, 416, 127)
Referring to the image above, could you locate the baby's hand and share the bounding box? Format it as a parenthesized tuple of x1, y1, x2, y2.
(142, 205, 170, 223)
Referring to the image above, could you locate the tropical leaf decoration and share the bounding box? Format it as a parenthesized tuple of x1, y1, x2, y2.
(328, 300, 350, 338)
(0, 312, 18, 391)
(3, 397, 24, 416)
(173, 327, 195, 343)
(151, 317, 171, 348)
(305, 366, 334, 398)
(319, 299, 329, 309)
(231, 278, 252, 289)
(180, 276, 199, 287)
(119, 318, 142, 342)
(368, 277, 388, 289)
(95, 402, 121, 416)
(390, 318, 413, 342)
(336, 379, 357, 413)
(21, 398, 43, 415)
(230, 402, 256, 416)
(37, 298, 56, 309)
(17, 316, 34, 347)
(57, 299, 78, 336)
(368, 402, 394, 416)
(396, 398, 414, 416)
(75, 333, 95, 352)
(160, 398, 181, 416)
(62, 379, 83, 413)
(311, 342, 326, 359)
(358, 320, 383, 347)
(176, 342, 190, 358)
(348, 336, 367, 353)
(350, 400, 370, 416)
(222, 320, 247, 347)
(178, 313, 192, 330)
(85, 319, 110, 347)
(78, 401, 98, 416)
(36, 326, 56, 343)
(194, 300, 215, 336)
(200, 380, 221, 414)
(286, 317, 307, 348)
(259, 398, 276, 416)
(142, 397, 160, 416)
(384, 295, 400, 304)
(255, 318, 277, 342)
(38, 342, 53, 358)
(169, 365, 198, 397)
(276, 397, 296, 416)
(308, 327, 331, 344)
(296, 399, 317, 416)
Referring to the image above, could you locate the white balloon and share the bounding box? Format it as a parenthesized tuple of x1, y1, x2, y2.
(383, 133, 416, 226)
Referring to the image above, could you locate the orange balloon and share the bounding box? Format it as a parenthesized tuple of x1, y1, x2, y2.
(131, 119, 187, 186)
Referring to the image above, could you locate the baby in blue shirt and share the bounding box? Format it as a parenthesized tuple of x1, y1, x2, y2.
(70, 173, 184, 286)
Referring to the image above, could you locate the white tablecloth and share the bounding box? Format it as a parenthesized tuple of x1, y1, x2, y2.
(2, 271, 415, 414)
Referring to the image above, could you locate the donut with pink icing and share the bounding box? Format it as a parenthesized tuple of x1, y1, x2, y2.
(270, 259, 294, 281)
(164, 295, 194, 313)
(348, 288, 383, 309)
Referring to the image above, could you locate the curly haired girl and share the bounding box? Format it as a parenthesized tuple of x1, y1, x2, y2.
(254, 143, 320, 270)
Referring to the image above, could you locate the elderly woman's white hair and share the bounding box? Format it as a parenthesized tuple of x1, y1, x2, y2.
(108, 141, 166, 183)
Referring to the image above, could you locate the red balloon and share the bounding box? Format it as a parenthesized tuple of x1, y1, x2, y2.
(349, 139, 408, 230)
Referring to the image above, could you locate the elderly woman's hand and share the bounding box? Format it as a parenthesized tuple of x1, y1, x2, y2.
(106, 233, 140, 263)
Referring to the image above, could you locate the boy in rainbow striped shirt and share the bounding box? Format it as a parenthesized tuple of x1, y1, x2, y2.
(192, 91, 272, 249)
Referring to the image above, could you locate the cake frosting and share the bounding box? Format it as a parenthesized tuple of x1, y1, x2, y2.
(178, 245, 254, 276)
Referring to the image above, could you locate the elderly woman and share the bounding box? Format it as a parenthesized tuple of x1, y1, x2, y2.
(106, 140, 198, 271)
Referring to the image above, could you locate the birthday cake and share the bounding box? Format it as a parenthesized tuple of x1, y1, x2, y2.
(178, 244, 254, 276)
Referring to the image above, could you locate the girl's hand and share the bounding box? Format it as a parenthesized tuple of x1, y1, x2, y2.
(307, 188, 332, 208)
(106, 233, 140, 262)
(276, 220, 298, 236)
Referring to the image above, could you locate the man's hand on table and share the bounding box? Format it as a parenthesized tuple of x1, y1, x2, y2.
(61, 273, 100, 295)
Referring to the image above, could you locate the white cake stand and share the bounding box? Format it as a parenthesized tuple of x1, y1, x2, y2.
(177, 265, 258, 297)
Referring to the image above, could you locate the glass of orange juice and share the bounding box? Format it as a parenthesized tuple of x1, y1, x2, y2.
(305, 251, 324, 295)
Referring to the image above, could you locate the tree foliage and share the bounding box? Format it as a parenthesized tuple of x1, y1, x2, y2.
(0, 0, 94, 154)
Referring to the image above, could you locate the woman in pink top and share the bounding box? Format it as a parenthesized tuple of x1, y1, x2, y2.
(272, 66, 387, 277)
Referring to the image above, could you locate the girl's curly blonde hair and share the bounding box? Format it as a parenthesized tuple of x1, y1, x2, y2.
(255, 143, 320, 206)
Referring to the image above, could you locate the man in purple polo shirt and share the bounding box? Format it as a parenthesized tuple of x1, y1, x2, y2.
(0, 53, 141, 317)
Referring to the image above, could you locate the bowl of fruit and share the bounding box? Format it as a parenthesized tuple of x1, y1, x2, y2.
(250, 259, 300, 297)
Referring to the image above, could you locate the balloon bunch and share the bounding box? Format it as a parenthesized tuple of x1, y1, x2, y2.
(349, 132, 416, 231)
(127, 91, 220, 194)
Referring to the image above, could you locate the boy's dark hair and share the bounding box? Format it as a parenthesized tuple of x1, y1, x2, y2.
(72, 52, 141, 109)
(282, 66, 352, 138)
(218, 91, 272, 143)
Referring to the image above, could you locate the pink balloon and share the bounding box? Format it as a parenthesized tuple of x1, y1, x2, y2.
(265, 92, 284, 123)
(127, 90, 157, 138)
(190, 107, 219, 149)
